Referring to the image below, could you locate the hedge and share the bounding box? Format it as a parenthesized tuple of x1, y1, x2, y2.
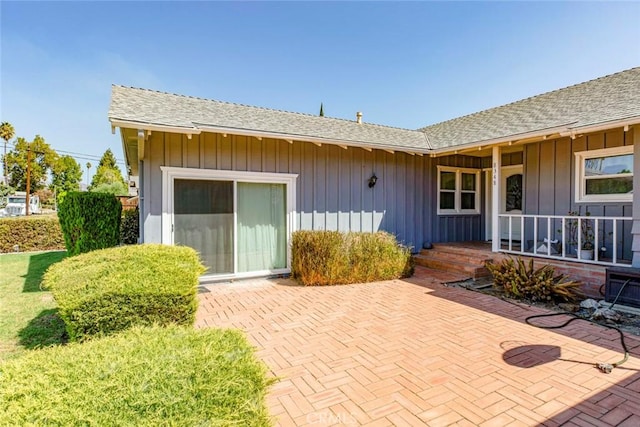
(0, 325, 273, 426)
(43, 244, 206, 341)
(57, 192, 122, 256)
(0, 215, 65, 253)
(291, 230, 414, 286)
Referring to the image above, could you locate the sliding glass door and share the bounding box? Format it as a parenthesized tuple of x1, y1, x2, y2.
(171, 175, 291, 277)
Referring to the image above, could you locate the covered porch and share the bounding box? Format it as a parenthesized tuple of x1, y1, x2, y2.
(431, 123, 639, 271)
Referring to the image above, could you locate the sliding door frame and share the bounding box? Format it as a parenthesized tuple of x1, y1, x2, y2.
(161, 166, 298, 280)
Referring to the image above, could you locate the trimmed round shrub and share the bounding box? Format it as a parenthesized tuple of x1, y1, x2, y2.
(0, 325, 272, 426)
(0, 215, 65, 253)
(57, 192, 122, 256)
(42, 244, 206, 341)
(291, 230, 414, 286)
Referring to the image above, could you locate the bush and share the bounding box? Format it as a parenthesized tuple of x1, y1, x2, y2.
(57, 192, 122, 256)
(120, 207, 139, 244)
(0, 325, 273, 426)
(291, 230, 413, 286)
(486, 257, 583, 303)
(43, 244, 206, 341)
(0, 215, 65, 253)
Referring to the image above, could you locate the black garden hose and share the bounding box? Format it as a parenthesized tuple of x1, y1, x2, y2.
(525, 312, 629, 373)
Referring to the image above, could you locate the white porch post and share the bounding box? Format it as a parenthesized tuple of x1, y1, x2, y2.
(631, 129, 640, 267)
(491, 146, 501, 252)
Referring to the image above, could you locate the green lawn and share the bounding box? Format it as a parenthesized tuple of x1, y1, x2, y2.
(0, 251, 67, 361)
(0, 249, 274, 425)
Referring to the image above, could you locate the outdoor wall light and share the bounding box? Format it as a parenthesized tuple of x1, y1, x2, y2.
(368, 173, 378, 188)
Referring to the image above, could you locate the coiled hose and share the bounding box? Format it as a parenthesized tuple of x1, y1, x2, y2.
(525, 312, 629, 373)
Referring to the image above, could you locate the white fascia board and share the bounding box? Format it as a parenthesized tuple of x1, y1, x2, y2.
(109, 119, 202, 136)
(560, 116, 640, 137)
(431, 123, 576, 155)
(119, 128, 133, 172)
(194, 124, 431, 156)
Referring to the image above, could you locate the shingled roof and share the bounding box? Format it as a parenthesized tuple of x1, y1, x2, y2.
(420, 67, 640, 149)
(110, 68, 640, 155)
(109, 86, 431, 152)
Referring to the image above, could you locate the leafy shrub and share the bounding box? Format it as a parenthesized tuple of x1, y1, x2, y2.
(43, 244, 206, 341)
(57, 192, 122, 256)
(90, 181, 129, 196)
(486, 257, 583, 303)
(291, 230, 413, 286)
(0, 325, 273, 426)
(0, 216, 65, 253)
(120, 207, 139, 244)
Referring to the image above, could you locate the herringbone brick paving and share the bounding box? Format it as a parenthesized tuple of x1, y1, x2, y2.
(196, 267, 640, 426)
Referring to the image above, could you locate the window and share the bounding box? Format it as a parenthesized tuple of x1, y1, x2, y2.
(575, 146, 633, 203)
(437, 166, 480, 214)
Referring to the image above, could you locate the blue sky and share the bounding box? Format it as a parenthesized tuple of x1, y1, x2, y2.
(1, 1, 639, 179)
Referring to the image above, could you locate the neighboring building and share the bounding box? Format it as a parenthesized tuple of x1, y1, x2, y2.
(109, 67, 640, 281)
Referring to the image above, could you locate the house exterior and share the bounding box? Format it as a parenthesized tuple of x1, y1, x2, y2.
(109, 67, 640, 282)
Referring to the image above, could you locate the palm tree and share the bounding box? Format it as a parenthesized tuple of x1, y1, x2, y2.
(86, 162, 91, 189)
(0, 122, 15, 185)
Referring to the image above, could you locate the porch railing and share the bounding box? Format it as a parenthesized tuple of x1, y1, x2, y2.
(497, 214, 633, 266)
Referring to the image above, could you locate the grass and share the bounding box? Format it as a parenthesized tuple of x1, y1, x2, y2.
(0, 250, 274, 425)
(0, 325, 273, 426)
(0, 251, 67, 361)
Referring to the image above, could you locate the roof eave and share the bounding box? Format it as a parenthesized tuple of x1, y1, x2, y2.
(431, 115, 640, 156)
(429, 123, 577, 155)
(194, 124, 431, 155)
(560, 116, 640, 137)
(110, 118, 432, 156)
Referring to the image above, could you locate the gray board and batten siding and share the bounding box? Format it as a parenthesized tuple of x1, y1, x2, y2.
(521, 127, 634, 259)
(140, 131, 438, 251)
(431, 154, 485, 243)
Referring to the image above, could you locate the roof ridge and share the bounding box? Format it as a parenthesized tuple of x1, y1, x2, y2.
(418, 66, 640, 131)
(111, 84, 421, 133)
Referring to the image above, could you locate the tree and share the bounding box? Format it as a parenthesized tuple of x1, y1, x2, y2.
(0, 182, 14, 207)
(51, 155, 82, 193)
(0, 122, 15, 184)
(89, 149, 127, 195)
(91, 181, 129, 196)
(5, 135, 58, 192)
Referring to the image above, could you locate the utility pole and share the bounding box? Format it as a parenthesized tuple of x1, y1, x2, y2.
(26, 146, 31, 216)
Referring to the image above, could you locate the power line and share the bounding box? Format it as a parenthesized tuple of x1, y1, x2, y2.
(4, 141, 127, 165)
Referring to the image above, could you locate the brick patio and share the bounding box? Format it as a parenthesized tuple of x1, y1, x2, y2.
(196, 267, 640, 426)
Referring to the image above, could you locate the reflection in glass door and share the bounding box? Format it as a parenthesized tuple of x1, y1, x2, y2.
(173, 179, 234, 274)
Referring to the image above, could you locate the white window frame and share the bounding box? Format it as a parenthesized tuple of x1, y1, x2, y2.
(160, 166, 298, 280)
(574, 146, 633, 203)
(437, 166, 481, 215)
